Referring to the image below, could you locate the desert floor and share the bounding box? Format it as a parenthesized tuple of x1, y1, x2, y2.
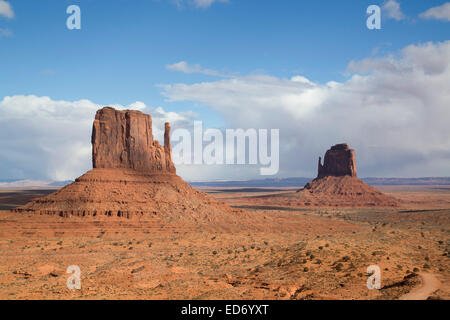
(0, 185, 449, 300)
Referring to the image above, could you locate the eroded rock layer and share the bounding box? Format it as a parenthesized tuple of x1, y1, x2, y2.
(14, 169, 242, 222)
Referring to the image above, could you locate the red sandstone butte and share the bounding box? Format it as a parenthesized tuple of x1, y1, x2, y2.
(14, 107, 245, 223)
(92, 107, 176, 173)
(298, 143, 399, 207)
(317, 143, 357, 178)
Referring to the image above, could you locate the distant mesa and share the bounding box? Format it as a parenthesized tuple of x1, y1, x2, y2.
(242, 143, 399, 208)
(299, 143, 399, 207)
(14, 107, 243, 223)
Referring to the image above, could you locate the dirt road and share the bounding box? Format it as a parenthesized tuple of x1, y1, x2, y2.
(400, 273, 441, 300)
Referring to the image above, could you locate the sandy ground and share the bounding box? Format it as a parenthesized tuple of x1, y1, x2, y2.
(0, 185, 448, 300)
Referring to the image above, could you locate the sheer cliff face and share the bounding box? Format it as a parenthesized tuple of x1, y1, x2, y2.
(91, 107, 176, 173)
(317, 143, 357, 178)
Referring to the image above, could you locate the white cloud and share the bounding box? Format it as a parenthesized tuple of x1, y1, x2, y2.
(172, 0, 228, 9)
(166, 61, 228, 77)
(192, 0, 228, 8)
(382, 0, 405, 20)
(0, 0, 13, 19)
(420, 2, 450, 21)
(161, 41, 450, 178)
(0, 96, 194, 181)
(348, 41, 450, 75)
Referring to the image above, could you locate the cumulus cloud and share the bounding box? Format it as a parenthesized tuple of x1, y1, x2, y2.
(0, 96, 195, 181)
(0, 0, 13, 19)
(420, 2, 450, 21)
(161, 41, 450, 178)
(382, 0, 405, 20)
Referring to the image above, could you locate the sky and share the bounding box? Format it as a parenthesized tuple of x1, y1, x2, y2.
(0, 0, 449, 181)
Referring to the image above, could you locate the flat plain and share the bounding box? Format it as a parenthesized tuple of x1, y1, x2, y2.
(0, 185, 448, 299)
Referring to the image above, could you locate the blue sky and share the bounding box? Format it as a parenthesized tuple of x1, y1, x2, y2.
(1, 0, 448, 123)
(1, 0, 450, 181)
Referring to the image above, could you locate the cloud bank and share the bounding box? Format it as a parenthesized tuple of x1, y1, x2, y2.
(161, 41, 450, 178)
(2, 42, 449, 181)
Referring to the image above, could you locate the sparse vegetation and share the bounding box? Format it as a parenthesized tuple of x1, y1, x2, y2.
(1, 182, 448, 300)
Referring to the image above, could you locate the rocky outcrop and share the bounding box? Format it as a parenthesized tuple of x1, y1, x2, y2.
(92, 107, 175, 173)
(14, 107, 245, 222)
(317, 143, 357, 178)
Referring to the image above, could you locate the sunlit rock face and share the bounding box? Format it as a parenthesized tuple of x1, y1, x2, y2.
(92, 107, 175, 174)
